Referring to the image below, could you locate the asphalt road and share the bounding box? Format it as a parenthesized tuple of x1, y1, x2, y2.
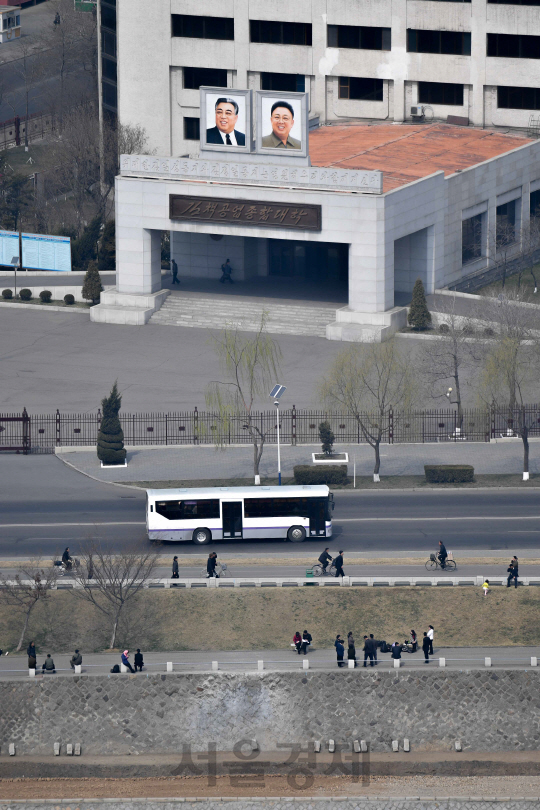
(1, 456, 540, 559)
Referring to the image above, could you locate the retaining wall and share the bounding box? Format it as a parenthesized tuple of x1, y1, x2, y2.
(2, 670, 540, 755)
(1, 800, 539, 810)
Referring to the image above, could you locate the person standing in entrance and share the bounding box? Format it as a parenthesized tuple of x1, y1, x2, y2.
(171, 258, 180, 285)
(427, 625, 434, 655)
(334, 550, 344, 578)
(220, 259, 234, 284)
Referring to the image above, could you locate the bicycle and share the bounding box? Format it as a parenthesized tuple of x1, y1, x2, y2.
(199, 562, 229, 578)
(312, 562, 337, 577)
(424, 553, 457, 572)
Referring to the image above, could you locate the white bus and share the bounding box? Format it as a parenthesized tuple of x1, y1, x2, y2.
(146, 485, 334, 545)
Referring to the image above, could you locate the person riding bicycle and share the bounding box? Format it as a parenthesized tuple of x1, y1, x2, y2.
(318, 547, 333, 573)
(62, 547, 73, 571)
(438, 541, 448, 570)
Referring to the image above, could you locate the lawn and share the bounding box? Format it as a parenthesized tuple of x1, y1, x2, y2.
(475, 265, 540, 302)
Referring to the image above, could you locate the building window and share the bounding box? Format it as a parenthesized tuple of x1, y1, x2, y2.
(328, 25, 391, 50)
(488, 33, 540, 58)
(462, 214, 483, 264)
(261, 73, 305, 92)
(250, 20, 312, 46)
(497, 85, 540, 110)
(183, 67, 227, 90)
(418, 82, 464, 105)
(101, 56, 117, 83)
(102, 81, 117, 111)
(100, 1, 116, 32)
(339, 77, 383, 101)
(496, 200, 517, 248)
(101, 29, 116, 57)
(407, 29, 471, 55)
(488, 0, 540, 5)
(184, 117, 201, 140)
(172, 14, 234, 40)
(531, 189, 540, 218)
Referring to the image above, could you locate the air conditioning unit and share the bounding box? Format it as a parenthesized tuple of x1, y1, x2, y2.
(410, 106, 424, 118)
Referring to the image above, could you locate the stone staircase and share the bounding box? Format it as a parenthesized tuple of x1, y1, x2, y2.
(149, 294, 338, 337)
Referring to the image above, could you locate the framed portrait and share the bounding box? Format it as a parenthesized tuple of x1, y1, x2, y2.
(200, 87, 252, 154)
(255, 91, 309, 159)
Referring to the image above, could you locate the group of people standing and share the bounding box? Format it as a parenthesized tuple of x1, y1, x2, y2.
(334, 626, 435, 667)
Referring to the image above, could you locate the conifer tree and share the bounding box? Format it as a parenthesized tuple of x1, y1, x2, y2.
(319, 420, 335, 456)
(98, 220, 115, 273)
(82, 260, 103, 304)
(97, 382, 126, 466)
(408, 278, 432, 330)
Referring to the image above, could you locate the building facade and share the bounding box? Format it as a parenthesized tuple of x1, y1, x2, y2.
(118, 0, 540, 158)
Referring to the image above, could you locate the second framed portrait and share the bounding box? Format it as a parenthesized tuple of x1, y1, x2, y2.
(255, 91, 309, 158)
(200, 87, 252, 153)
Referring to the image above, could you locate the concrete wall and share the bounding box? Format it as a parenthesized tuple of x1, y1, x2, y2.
(3, 670, 540, 756)
(0, 802, 537, 810)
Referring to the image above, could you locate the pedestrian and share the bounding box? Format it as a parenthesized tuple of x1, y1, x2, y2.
(70, 649, 82, 670)
(422, 632, 430, 664)
(347, 632, 356, 666)
(391, 642, 402, 662)
(370, 633, 378, 664)
(293, 631, 302, 654)
(302, 629, 312, 655)
(334, 634, 343, 649)
(172, 556, 179, 579)
(410, 630, 418, 652)
(336, 637, 345, 668)
(363, 635, 375, 668)
(206, 552, 218, 578)
(482, 579, 490, 597)
(507, 558, 518, 589)
(121, 649, 135, 673)
(334, 550, 345, 578)
(134, 649, 144, 672)
(171, 258, 180, 284)
(27, 641, 36, 670)
(87, 554, 94, 580)
(427, 625, 434, 655)
(62, 547, 72, 571)
(42, 654, 56, 674)
(219, 258, 234, 284)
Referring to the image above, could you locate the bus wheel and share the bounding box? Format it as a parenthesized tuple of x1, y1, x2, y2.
(193, 528, 211, 545)
(288, 526, 306, 543)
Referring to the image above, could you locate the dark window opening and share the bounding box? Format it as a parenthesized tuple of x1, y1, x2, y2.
(100, 3, 116, 31)
(418, 81, 464, 105)
(101, 56, 117, 83)
(328, 24, 391, 50)
(156, 499, 220, 521)
(462, 214, 483, 264)
(488, 33, 540, 58)
(497, 85, 540, 110)
(244, 497, 330, 520)
(407, 29, 471, 55)
(101, 29, 116, 57)
(250, 20, 312, 45)
(261, 72, 305, 92)
(102, 81, 117, 111)
(496, 200, 517, 248)
(172, 14, 234, 40)
(184, 117, 200, 140)
(183, 67, 228, 89)
(531, 189, 540, 219)
(489, 0, 540, 5)
(338, 76, 384, 101)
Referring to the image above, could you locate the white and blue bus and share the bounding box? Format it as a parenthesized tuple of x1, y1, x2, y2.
(146, 485, 333, 544)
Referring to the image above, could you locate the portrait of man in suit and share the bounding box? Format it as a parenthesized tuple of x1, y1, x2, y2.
(261, 100, 301, 150)
(206, 97, 246, 146)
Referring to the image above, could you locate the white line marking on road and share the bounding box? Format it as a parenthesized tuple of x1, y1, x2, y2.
(0, 522, 145, 528)
(338, 516, 540, 522)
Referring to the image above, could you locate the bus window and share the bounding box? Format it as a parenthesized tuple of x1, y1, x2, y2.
(156, 499, 220, 520)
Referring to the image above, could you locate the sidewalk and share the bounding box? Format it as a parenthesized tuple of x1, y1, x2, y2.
(56, 441, 538, 484)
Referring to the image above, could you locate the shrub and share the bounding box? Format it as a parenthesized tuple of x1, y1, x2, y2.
(438, 322, 449, 334)
(408, 278, 432, 330)
(39, 290, 52, 303)
(318, 421, 335, 456)
(2, 289, 13, 300)
(64, 294, 75, 306)
(484, 327, 495, 337)
(294, 465, 348, 486)
(462, 324, 475, 335)
(424, 464, 474, 484)
(82, 260, 103, 304)
(19, 288, 32, 301)
(97, 382, 126, 466)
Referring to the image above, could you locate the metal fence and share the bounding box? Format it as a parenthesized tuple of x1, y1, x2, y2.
(0, 111, 56, 151)
(2, 406, 540, 454)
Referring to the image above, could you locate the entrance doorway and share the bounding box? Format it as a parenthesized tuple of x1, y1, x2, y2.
(268, 240, 348, 286)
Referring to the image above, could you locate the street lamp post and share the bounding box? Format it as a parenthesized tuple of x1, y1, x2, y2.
(269, 384, 286, 486)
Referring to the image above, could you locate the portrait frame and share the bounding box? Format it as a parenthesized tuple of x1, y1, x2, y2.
(255, 90, 309, 159)
(200, 87, 253, 154)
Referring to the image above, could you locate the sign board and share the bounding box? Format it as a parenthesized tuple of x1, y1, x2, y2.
(200, 88, 252, 155)
(1, 230, 72, 271)
(0, 230, 20, 266)
(255, 91, 309, 159)
(170, 194, 321, 231)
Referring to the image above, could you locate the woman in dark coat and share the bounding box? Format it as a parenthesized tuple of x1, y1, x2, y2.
(206, 552, 217, 578)
(172, 556, 179, 579)
(27, 641, 37, 670)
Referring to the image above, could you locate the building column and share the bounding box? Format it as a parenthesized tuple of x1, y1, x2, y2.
(391, 0, 407, 122)
(469, 0, 487, 127)
(117, 226, 162, 295)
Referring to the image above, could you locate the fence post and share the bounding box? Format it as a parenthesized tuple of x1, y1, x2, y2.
(291, 404, 296, 446)
(56, 409, 61, 447)
(165, 413, 168, 446)
(389, 409, 393, 444)
(194, 406, 199, 445)
(22, 408, 30, 455)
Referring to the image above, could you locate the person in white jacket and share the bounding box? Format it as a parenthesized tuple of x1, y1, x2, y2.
(427, 625, 434, 655)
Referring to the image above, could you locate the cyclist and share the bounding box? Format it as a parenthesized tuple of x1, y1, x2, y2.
(318, 547, 333, 574)
(438, 540, 448, 570)
(62, 547, 73, 571)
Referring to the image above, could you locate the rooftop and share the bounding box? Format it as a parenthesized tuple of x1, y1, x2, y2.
(309, 123, 533, 193)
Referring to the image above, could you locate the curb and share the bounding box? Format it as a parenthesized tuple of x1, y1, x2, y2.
(54, 453, 145, 491)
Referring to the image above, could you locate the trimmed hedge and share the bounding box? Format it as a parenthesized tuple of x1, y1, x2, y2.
(294, 465, 348, 485)
(39, 290, 52, 303)
(2, 289, 13, 299)
(64, 294, 75, 305)
(424, 464, 474, 484)
(19, 288, 32, 301)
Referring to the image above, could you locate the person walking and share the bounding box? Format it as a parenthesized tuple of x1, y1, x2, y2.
(121, 650, 135, 673)
(363, 635, 375, 668)
(70, 649, 82, 670)
(134, 649, 144, 672)
(172, 556, 179, 579)
(422, 632, 430, 664)
(293, 631, 302, 654)
(219, 259, 234, 284)
(62, 547, 72, 571)
(336, 637, 345, 668)
(302, 630, 312, 655)
(27, 641, 37, 670)
(347, 632, 356, 667)
(206, 552, 218, 578)
(171, 258, 180, 284)
(427, 625, 434, 655)
(370, 633, 378, 665)
(482, 579, 490, 597)
(42, 654, 56, 674)
(334, 550, 345, 578)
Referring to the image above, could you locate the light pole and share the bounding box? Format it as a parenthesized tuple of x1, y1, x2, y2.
(269, 384, 286, 486)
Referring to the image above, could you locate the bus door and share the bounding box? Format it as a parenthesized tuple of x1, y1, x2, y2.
(222, 501, 243, 538)
(308, 499, 326, 537)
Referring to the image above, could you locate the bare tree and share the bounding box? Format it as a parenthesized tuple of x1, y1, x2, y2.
(520, 216, 540, 294)
(118, 123, 153, 156)
(206, 317, 282, 484)
(0, 560, 59, 651)
(319, 338, 415, 482)
(70, 543, 160, 649)
(9, 37, 43, 149)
